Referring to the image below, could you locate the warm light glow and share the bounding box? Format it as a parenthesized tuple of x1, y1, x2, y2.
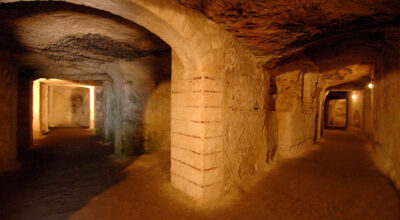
(32, 79, 95, 131)
(352, 93, 357, 100)
(368, 82, 374, 89)
(32, 79, 43, 139)
(78, 84, 95, 129)
(89, 86, 95, 129)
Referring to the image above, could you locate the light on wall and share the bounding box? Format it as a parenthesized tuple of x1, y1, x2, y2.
(368, 82, 374, 89)
(352, 93, 357, 100)
(89, 86, 95, 129)
(32, 79, 42, 139)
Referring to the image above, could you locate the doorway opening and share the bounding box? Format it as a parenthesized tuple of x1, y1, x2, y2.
(324, 91, 348, 129)
(32, 79, 95, 143)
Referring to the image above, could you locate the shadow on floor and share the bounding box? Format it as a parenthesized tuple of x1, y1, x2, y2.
(215, 130, 400, 219)
(0, 128, 137, 220)
(1, 129, 398, 219)
(67, 129, 399, 220)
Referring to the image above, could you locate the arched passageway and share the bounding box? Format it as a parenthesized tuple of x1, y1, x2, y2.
(1, 0, 400, 219)
(0, 0, 266, 203)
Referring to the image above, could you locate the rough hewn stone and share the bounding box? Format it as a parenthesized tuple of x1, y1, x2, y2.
(0, 2, 170, 81)
(179, 0, 400, 67)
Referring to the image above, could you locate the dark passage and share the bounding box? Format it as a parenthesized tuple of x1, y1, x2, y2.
(0, 128, 134, 220)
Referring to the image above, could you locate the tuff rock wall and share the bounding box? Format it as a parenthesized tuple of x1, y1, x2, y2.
(363, 45, 400, 189)
(268, 57, 322, 159)
(0, 60, 19, 171)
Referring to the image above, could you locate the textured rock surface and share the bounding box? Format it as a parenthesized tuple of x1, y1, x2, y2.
(0, 2, 170, 81)
(179, 0, 400, 66)
(270, 58, 321, 158)
(362, 47, 400, 190)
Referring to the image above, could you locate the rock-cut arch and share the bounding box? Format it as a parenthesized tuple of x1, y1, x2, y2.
(1, 0, 233, 202)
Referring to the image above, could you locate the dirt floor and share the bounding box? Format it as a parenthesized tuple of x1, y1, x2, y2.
(0, 128, 398, 219)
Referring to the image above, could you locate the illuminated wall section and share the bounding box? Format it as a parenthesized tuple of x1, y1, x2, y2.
(32, 79, 95, 140)
(32, 79, 41, 139)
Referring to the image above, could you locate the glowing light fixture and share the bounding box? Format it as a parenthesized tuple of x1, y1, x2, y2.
(368, 82, 374, 89)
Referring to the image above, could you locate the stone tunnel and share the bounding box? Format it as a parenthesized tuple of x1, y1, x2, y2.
(0, 0, 400, 219)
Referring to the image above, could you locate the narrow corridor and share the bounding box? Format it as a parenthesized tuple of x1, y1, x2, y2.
(0, 129, 397, 219)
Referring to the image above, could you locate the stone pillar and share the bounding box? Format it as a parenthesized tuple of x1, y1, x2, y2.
(170, 51, 223, 201)
(32, 80, 41, 139)
(119, 80, 152, 156)
(95, 86, 104, 136)
(103, 81, 115, 145)
(40, 83, 49, 134)
(120, 83, 140, 155)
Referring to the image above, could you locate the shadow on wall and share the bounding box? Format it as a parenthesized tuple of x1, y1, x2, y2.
(0, 18, 37, 169)
(115, 53, 171, 156)
(71, 87, 90, 128)
(0, 20, 26, 56)
(143, 81, 171, 153)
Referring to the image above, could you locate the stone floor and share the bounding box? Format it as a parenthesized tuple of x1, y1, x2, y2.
(0, 128, 398, 219)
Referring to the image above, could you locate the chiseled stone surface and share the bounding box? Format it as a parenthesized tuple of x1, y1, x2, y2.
(0, 2, 170, 81)
(271, 58, 321, 159)
(364, 48, 400, 190)
(179, 0, 400, 66)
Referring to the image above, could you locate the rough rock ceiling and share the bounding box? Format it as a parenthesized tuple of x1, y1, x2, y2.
(179, 0, 400, 66)
(0, 2, 170, 80)
(328, 76, 371, 91)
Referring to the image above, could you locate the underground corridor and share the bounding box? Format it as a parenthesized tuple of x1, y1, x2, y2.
(1, 1, 400, 219)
